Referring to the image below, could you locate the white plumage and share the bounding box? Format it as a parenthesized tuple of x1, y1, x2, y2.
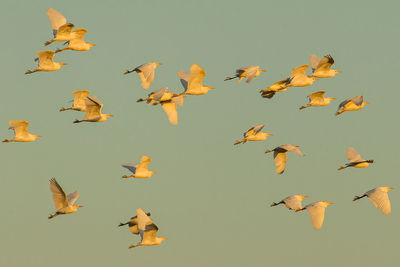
(3, 120, 41, 143)
(298, 201, 333, 230)
(299, 91, 335, 110)
(60, 90, 91, 112)
(338, 147, 374, 170)
(286, 64, 319, 87)
(45, 8, 74, 46)
(55, 28, 96, 53)
(48, 178, 83, 219)
(25, 51, 67, 74)
(265, 144, 303, 174)
(124, 62, 163, 89)
(119, 211, 152, 235)
(73, 95, 113, 123)
(335, 96, 370, 116)
(177, 64, 215, 95)
(353, 187, 393, 215)
(225, 66, 266, 83)
(122, 155, 156, 179)
(309, 54, 342, 78)
(234, 124, 273, 145)
(271, 195, 308, 211)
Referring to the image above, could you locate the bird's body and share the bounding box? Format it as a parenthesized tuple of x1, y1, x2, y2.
(270, 195, 308, 211)
(60, 90, 90, 112)
(234, 124, 273, 145)
(298, 201, 333, 230)
(73, 95, 113, 123)
(45, 8, 74, 46)
(309, 54, 342, 78)
(3, 120, 41, 143)
(286, 64, 319, 87)
(335, 96, 370, 115)
(122, 155, 156, 179)
(265, 144, 303, 174)
(225, 66, 266, 83)
(299, 91, 335, 110)
(177, 64, 214, 95)
(158, 94, 185, 125)
(55, 28, 96, 53)
(124, 62, 163, 89)
(25, 51, 67, 74)
(259, 78, 290, 99)
(48, 178, 83, 219)
(353, 187, 393, 215)
(338, 147, 374, 170)
(119, 212, 152, 235)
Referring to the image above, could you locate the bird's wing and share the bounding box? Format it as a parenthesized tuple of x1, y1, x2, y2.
(70, 28, 87, 41)
(245, 67, 258, 83)
(137, 63, 156, 89)
(137, 155, 152, 170)
(72, 90, 90, 109)
(290, 64, 309, 79)
(56, 23, 74, 36)
(338, 98, 350, 109)
(137, 208, 153, 232)
(141, 223, 159, 242)
(84, 96, 102, 119)
(46, 8, 67, 31)
(67, 191, 79, 205)
(284, 195, 303, 211)
(188, 64, 206, 90)
(161, 101, 178, 125)
(346, 147, 364, 162)
(128, 224, 139, 235)
(171, 95, 185, 107)
(121, 164, 137, 174)
(309, 54, 321, 71)
(37, 51, 55, 67)
(244, 124, 265, 137)
(351, 96, 364, 106)
(368, 190, 391, 214)
(177, 71, 189, 91)
(49, 178, 68, 210)
(153, 87, 168, 101)
(9, 120, 29, 138)
(280, 144, 303, 156)
(316, 55, 334, 72)
(306, 204, 326, 230)
(309, 91, 325, 102)
(273, 150, 287, 174)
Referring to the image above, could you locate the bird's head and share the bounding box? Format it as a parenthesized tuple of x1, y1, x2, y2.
(312, 77, 320, 81)
(61, 63, 68, 66)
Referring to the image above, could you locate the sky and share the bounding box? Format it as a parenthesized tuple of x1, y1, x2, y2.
(0, 0, 399, 266)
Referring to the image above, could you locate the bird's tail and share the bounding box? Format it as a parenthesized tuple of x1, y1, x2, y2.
(337, 166, 346, 171)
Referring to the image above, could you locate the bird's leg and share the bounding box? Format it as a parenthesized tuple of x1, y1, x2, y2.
(124, 69, 135, 75)
(44, 39, 55, 46)
(295, 207, 306, 213)
(48, 212, 59, 219)
(337, 166, 347, 171)
(136, 98, 147, 103)
(335, 110, 344, 116)
(299, 105, 309, 110)
(25, 69, 38, 75)
(129, 243, 141, 249)
(122, 175, 135, 178)
(270, 201, 284, 207)
(353, 194, 367, 201)
(224, 76, 237, 81)
(118, 222, 129, 227)
(73, 119, 83, 124)
(59, 107, 72, 112)
(234, 139, 244, 145)
(55, 47, 68, 53)
(2, 139, 14, 143)
(264, 149, 273, 154)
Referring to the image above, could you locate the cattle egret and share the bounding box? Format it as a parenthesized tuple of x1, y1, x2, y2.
(335, 96, 370, 116)
(129, 208, 167, 248)
(25, 51, 67, 74)
(137, 87, 183, 106)
(122, 155, 156, 179)
(286, 64, 319, 87)
(48, 178, 83, 219)
(338, 147, 374, 170)
(270, 195, 308, 211)
(297, 201, 333, 230)
(45, 8, 74, 46)
(60, 90, 90, 112)
(119, 212, 152, 235)
(309, 54, 342, 78)
(124, 62, 163, 89)
(353, 186, 393, 215)
(234, 124, 273, 145)
(3, 120, 41, 143)
(73, 95, 113, 123)
(177, 64, 215, 95)
(224, 66, 266, 83)
(259, 78, 290, 99)
(299, 91, 335, 110)
(55, 28, 96, 53)
(265, 144, 303, 174)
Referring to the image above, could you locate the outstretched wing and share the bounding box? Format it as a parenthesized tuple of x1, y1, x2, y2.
(67, 191, 79, 205)
(84, 96, 102, 119)
(346, 147, 364, 162)
(245, 66, 258, 83)
(161, 101, 178, 125)
(188, 64, 206, 91)
(308, 91, 326, 104)
(9, 120, 29, 138)
(46, 8, 67, 31)
(351, 96, 364, 106)
(72, 90, 90, 110)
(306, 204, 326, 230)
(153, 87, 169, 101)
(316, 55, 334, 72)
(244, 124, 265, 137)
(137, 63, 156, 89)
(280, 144, 303, 156)
(137, 155, 152, 171)
(309, 54, 321, 72)
(49, 178, 68, 210)
(273, 151, 287, 174)
(290, 64, 309, 79)
(368, 190, 391, 215)
(121, 164, 138, 174)
(37, 51, 55, 68)
(177, 71, 190, 91)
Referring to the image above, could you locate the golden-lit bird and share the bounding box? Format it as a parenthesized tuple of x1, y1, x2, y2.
(55, 28, 96, 53)
(338, 147, 374, 170)
(137, 87, 183, 106)
(48, 178, 83, 219)
(270, 195, 308, 211)
(119, 211, 152, 235)
(297, 201, 333, 230)
(335, 96, 370, 116)
(285, 64, 319, 88)
(25, 51, 67, 74)
(224, 66, 266, 83)
(299, 91, 335, 110)
(45, 8, 74, 46)
(353, 186, 393, 215)
(124, 62, 163, 89)
(234, 124, 273, 145)
(156, 95, 185, 126)
(265, 144, 303, 174)
(259, 78, 290, 99)
(177, 64, 215, 95)
(309, 54, 342, 78)
(122, 155, 157, 179)
(3, 120, 41, 143)
(73, 95, 113, 123)
(60, 90, 90, 112)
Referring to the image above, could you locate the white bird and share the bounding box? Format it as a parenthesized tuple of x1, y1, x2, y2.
(234, 124, 273, 145)
(73, 95, 113, 123)
(129, 208, 167, 248)
(137, 87, 183, 106)
(353, 186, 393, 215)
(45, 8, 74, 46)
(60, 90, 91, 112)
(299, 91, 336, 110)
(338, 147, 374, 170)
(25, 51, 67, 74)
(177, 64, 215, 95)
(122, 155, 157, 179)
(224, 66, 266, 83)
(119, 211, 152, 235)
(270, 195, 308, 211)
(259, 78, 291, 99)
(3, 120, 41, 143)
(124, 62, 163, 89)
(297, 201, 333, 230)
(265, 144, 304, 174)
(55, 28, 96, 53)
(286, 64, 319, 87)
(48, 178, 83, 219)
(309, 54, 342, 78)
(335, 96, 370, 116)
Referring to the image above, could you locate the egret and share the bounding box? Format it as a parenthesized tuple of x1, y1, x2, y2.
(45, 8, 74, 46)
(353, 186, 393, 215)
(234, 124, 273, 145)
(335, 96, 370, 116)
(122, 155, 156, 179)
(60, 90, 90, 112)
(48, 178, 83, 219)
(119, 212, 152, 235)
(124, 62, 163, 89)
(25, 51, 67, 74)
(285, 64, 319, 87)
(73, 95, 113, 123)
(338, 147, 374, 170)
(137, 87, 183, 106)
(177, 63, 215, 95)
(265, 144, 303, 174)
(3, 120, 41, 143)
(224, 66, 266, 83)
(297, 201, 333, 230)
(299, 91, 335, 110)
(259, 78, 290, 99)
(309, 54, 342, 78)
(55, 28, 96, 53)
(270, 195, 308, 211)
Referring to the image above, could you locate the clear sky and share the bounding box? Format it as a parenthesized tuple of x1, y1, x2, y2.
(0, 0, 398, 266)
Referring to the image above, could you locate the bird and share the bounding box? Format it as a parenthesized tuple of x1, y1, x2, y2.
(25, 51, 67, 74)
(335, 96, 370, 116)
(119, 212, 152, 235)
(60, 90, 90, 112)
(285, 64, 319, 87)
(48, 178, 83, 219)
(177, 63, 215, 95)
(259, 78, 290, 99)
(353, 186, 393, 215)
(155, 95, 185, 126)
(265, 144, 303, 174)
(224, 66, 266, 83)
(338, 147, 374, 170)
(309, 54, 342, 78)
(73, 95, 113, 123)
(137, 87, 183, 106)
(3, 120, 41, 143)
(270, 195, 308, 211)
(122, 155, 157, 179)
(55, 28, 96, 53)
(129, 208, 167, 248)
(234, 124, 273, 145)
(299, 91, 335, 110)
(124, 62, 163, 89)
(297, 201, 333, 230)
(45, 8, 74, 46)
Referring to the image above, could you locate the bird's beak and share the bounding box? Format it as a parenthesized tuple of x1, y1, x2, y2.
(313, 78, 320, 81)
(336, 70, 342, 73)
(78, 205, 84, 208)
(209, 87, 215, 90)
(302, 195, 308, 198)
(260, 69, 267, 72)
(153, 171, 157, 174)
(62, 63, 68, 66)
(158, 62, 163, 66)
(389, 187, 394, 190)
(365, 102, 371, 104)
(327, 202, 334, 205)
(329, 97, 336, 100)
(109, 114, 114, 117)
(268, 133, 274, 136)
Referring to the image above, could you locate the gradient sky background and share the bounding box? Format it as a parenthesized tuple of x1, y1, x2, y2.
(0, 0, 399, 266)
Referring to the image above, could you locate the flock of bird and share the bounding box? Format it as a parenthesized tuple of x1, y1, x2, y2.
(3, 7, 394, 249)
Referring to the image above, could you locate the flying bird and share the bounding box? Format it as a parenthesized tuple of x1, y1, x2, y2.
(48, 178, 83, 219)
(25, 51, 67, 74)
(335, 96, 370, 116)
(137, 87, 184, 106)
(270, 195, 308, 211)
(265, 144, 303, 174)
(119, 212, 152, 235)
(177, 64, 215, 95)
(45, 8, 74, 46)
(299, 91, 335, 110)
(297, 201, 333, 230)
(234, 124, 273, 145)
(55, 28, 96, 53)
(285, 64, 319, 87)
(353, 186, 393, 215)
(73, 95, 113, 123)
(338, 147, 374, 170)
(60, 90, 90, 112)
(3, 120, 41, 143)
(224, 66, 266, 83)
(259, 78, 290, 99)
(124, 62, 163, 89)
(122, 155, 157, 179)
(309, 54, 342, 78)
